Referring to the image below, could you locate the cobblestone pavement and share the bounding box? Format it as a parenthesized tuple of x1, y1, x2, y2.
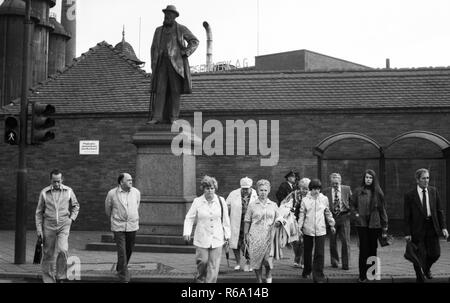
(0, 231, 449, 283)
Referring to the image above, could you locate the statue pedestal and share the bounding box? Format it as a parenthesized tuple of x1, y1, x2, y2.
(132, 124, 198, 236)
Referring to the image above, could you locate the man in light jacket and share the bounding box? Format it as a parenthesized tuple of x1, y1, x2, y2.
(35, 169, 80, 283)
(105, 173, 141, 283)
(226, 177, 258, 271)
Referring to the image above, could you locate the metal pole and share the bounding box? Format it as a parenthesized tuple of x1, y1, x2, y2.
(256, 0, 260, 56)
(15, 0, 32, 265)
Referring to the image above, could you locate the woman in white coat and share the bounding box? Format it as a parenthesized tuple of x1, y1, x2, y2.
(183, 176, 231, 283)
(226, 177, 258, 271)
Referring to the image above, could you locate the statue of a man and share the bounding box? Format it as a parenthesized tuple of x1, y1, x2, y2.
(148, 5, 199, 124)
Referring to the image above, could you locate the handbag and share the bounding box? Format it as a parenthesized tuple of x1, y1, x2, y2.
(33, 236, 43, 264)
(378, 234, 393, 247)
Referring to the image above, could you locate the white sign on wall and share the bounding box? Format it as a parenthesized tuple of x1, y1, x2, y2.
(79, 140, 99, 155)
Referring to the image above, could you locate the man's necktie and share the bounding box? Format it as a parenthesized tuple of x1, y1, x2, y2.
(334, 189, 340, 215)
(422, 189, 428, 217)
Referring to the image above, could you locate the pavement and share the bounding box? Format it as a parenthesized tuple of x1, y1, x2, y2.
(0, 230, 449, 283)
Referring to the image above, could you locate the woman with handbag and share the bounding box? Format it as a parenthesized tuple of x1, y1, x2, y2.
(351, 169, 388, 282)
(183, 176, 231, 283)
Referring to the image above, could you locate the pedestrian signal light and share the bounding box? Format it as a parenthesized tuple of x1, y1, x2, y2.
(31, 103, 55, 144)
(4, 116, 19, 145)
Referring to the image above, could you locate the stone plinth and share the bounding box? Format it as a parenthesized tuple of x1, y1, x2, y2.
(132, 124, 198, 235)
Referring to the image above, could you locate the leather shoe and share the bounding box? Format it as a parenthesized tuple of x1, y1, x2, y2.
(331, 263, 338, 268)
(342, 266, 349, 270)
(147, 119, 160, 125)
(424, 271, 433, 279)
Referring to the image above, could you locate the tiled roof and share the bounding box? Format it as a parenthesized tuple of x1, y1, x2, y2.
(1, 41, 151, 115)
(186, 68, 450, 112)
(2, 41, 450, 116)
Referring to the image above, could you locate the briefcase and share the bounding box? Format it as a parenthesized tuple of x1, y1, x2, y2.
(33, 236, 43, 264)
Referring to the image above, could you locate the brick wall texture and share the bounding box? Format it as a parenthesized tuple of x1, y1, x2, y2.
(0, 111, 449, 232)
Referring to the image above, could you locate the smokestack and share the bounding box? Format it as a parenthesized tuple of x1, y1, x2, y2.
(49, 12, 70, 75)
(203, 21, 213, 71)
(386, 58, 390, 69)
(61, 0, 76, 65)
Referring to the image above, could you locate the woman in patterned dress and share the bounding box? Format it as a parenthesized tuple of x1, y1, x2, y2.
(244, 179, 282, 283)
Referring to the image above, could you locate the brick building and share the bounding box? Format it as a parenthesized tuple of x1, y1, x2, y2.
(1, 41, 450, 233)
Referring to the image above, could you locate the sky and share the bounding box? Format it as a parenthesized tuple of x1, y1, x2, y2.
(4, 0, 450, 72)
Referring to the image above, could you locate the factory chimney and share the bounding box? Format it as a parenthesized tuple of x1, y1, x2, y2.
(203, 21, 213, 71)
(61, 0, 76, 65)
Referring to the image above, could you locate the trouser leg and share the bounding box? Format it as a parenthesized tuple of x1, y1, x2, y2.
(312, 236, 325, 282)
(413, 236, 427, 282)
(340, 218, 351, 268)
(205, 247, 222, 283)
(302, 235, 313, 276)
(329, 224, 339, 266)
(55, 219, 71, 280)
(125, 231, 137, 264)
(424, 221, 440, 272)
(195, 247, 209, 283)
(368, 228, 380, 258)
(357, 227, 369, 280)
(114, 232, 129, 282)
(233, 249, 241, 265)
(42, 223, 57, 283)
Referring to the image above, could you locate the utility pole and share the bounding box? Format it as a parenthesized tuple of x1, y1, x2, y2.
(15, 0, 32, 265)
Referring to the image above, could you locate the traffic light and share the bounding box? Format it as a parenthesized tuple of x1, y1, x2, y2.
(31, 103, 55, 144)
(4, 116, 19, 145)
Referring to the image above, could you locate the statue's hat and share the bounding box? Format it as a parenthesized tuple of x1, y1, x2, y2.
(163, 5, 179, 17)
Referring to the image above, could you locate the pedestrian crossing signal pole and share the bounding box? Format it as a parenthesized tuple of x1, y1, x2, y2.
(15, 0, 32, 265)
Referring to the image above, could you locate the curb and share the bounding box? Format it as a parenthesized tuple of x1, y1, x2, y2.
(1, 271, 448, 283)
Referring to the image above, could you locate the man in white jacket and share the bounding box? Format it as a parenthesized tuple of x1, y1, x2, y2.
(105, 173, 141, 283)
(35, 169, 80, 283)
(226, 177, 258, 271)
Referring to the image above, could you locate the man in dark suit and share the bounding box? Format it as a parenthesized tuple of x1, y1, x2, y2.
(275, 170, 298, 206)
(149, 5, 199, 124)
(323, 173, 352, 270)
(404, 168, 448, 282)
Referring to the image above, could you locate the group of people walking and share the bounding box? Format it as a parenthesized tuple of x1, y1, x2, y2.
(182, 168, 448, 283)
(34, 167, 447, 284)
